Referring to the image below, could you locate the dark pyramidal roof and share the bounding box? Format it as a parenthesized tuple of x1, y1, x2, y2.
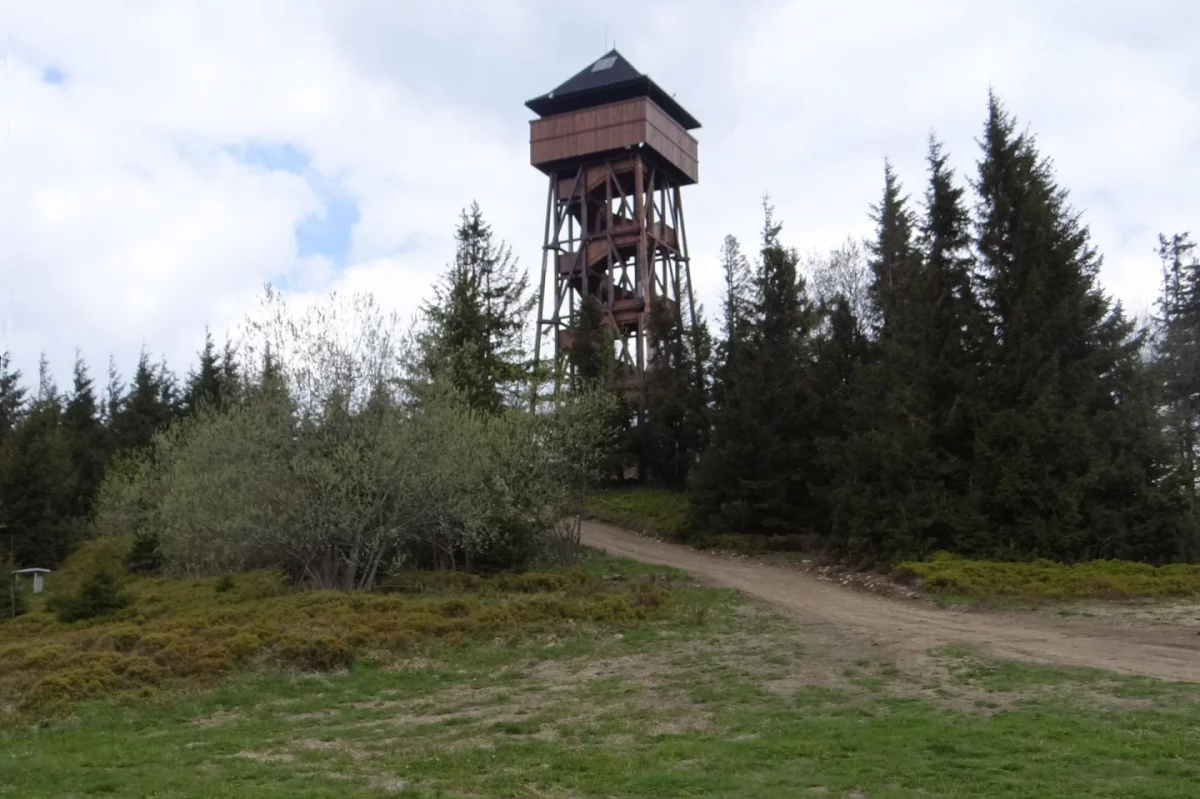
(526, 49, 700, 131)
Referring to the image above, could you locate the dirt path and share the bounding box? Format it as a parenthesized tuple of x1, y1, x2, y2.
(582, 520, 1200, 683)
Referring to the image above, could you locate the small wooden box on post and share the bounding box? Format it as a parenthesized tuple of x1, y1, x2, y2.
(527, 50, 700, 409)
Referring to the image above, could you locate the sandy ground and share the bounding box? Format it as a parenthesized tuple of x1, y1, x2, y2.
(581, 520, 1200, 683)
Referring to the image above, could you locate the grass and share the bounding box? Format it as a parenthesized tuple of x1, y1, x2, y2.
(588, 488, 1200, 601)
(900, 552, 1200, 600)
(586, 487, 691, 538)
(587, 488, 819, 554)
(4, 561, 1200, 797)
(0, 539, 676, 716)
(7, 528, 1200, 796)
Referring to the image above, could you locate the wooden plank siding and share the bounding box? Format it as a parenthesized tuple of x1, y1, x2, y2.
(531, 97, 698, 184)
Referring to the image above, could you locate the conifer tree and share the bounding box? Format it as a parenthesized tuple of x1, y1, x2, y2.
(828, 147, 993, 558)
(103, 355, 123, 427)
(867, 161, 922, 339)
(566, 296, 618, 391)
(63, 353, 109, 517)
(751, 204, 823, 530)
(691, 204, 822, 533)
(0, 352, 26, 440)
(183, 329, 239, 414)
(420, 202, 534, 413)
(826, 162, 940, 556)
(640, 299, 708, 486)
(247, 343, 296, 432)
(911, 137, 989, 546)
(0, 359, 77, 567)
(1152, 233, 1200, 491)
(112, 350, 178, 453)
(221, 338, 242, 407)
(919, 136, 987, 423)
(808, 294, 870, 533)
(689, 235, 759, 529)
(971, 93, 1186, 561)
(183, 329, 224, 414)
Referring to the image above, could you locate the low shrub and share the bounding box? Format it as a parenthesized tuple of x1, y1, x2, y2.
(900, 553, 1200, 600)
(51, 537, 133, 597)
(51, 569, 131, 623)
(0, 559, 679, 715)
(274, 634, 356, 672)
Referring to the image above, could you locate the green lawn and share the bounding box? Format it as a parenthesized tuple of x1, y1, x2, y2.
(4, 553, 1200, 797)
(586, 487, 691, 538)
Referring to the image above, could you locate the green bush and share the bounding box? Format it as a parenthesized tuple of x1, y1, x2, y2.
(52, 568, 131, 623)
(275, 634, 356, 672)
(900, 553, 1200, 599)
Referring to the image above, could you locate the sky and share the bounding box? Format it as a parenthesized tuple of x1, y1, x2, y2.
(3, 0, 1199, 391)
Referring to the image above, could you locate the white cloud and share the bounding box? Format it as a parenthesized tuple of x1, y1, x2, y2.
(1, 0, 1197, 391)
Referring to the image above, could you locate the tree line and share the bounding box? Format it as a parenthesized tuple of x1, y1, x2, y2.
(2, 93, 1198, 575)
(685, 94, 1198, 564)
(0, 342, 232, 570)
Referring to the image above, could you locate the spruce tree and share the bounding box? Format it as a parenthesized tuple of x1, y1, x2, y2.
(103, 355, 123, 427)
(0, 352, 26, 439)
(752, 204, 823, 530)
(248, 343, 296, 431)
(1152, 233, 1200, 492)
(912, 137, 989, 547)
(0, 362, 77, 568)
(221, 338, 242, 407)
(808, 294, 870, 538)
(919, 137, 987, 429)
(640, 299, 707, 487)
(112, 350, 178, 452)
(63, 353, 109, 517)
(971, 93, 1186, 561)
(689, 235, 760, 530)
(691, 204, 822, 533)
(826, 162, 939, 557)
(183, 329, 225, 415)
(421, 203, 534, 413)
(567, 295, 618, 391)
(867, 161, 922, 338)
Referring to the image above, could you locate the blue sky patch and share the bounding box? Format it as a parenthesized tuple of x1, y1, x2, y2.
(296, 190, 361, 264)
(226, 141, 310, 174)
(227, 140, 358, 265)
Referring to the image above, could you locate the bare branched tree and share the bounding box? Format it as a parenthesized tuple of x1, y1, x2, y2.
(94, 287, 616, 588)
(805, 237, 876, 334)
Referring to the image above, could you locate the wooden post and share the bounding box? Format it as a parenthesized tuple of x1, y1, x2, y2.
(633, 154, 647, 398)
(530, 175, 554, 413)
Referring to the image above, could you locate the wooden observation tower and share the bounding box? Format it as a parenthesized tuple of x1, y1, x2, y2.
(527, 50, 700, 408)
